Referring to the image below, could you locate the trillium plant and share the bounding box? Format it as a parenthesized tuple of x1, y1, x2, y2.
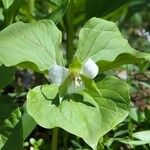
(49, 58, 99, 96)
(0, 17, 150, 149)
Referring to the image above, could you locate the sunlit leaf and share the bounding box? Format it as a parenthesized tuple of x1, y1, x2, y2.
(0, 20, 64, 73)
(26, 76, 130, 149)
(75, 18, 150, 71)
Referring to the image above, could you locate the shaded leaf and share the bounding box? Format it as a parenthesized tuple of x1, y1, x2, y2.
(86, 0, 131, 19)
(3, 0, 26, 26)
(0, 65, 14, 89)
(22, 110, 37, 141)
(48, 0, 69, 24)
(0, 95, 22, 150)
(48, 0, 63, 6)
(0, 98, 35, 149)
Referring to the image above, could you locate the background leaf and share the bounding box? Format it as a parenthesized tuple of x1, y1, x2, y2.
(86, 0, 131, 19)
(48, 0, 63, 6)
(22, 109, 37, 141)
(3, 0, 26, 26)
(0, 65, 14, 89)
(47, 0, 69, 24)
(2, 0, 14, 9)
(0, 95, 23, 150)
(0, 96, 37, 149)
(132, 131, 150, 141)
(114, 138, 150, 146)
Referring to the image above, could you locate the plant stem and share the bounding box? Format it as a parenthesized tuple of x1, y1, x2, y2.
(51, 128, 58, 150)
(4, 9, 14, 26)
(28, 0, 35, 17)
(66, 0, 74, 64)
(126, 64, 130, 83)
(4, 0, 26, 26)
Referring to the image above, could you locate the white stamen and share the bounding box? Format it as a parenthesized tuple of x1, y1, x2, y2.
(68, 76, 84, 94)
(75, 78, 80, 87)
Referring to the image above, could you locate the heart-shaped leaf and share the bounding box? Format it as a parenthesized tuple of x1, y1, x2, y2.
(26, 76, 130, 149)
(75, 18, 150, 71)
(0, 20, 64, 73)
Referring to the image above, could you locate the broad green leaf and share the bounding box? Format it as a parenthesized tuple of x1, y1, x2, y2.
(0, 20, 63, 73)
(0, 95, 23, 150)
(97, 53, 149, 71)
(2, 0, 14, 9)
(26, 76, 130, 149)
(75, 18, 150, 71)
(0, 65, 14, 89)
(84, 76, 130, 143)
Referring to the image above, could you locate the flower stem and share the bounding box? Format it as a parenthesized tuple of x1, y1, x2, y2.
(4, 9, 14, 26)
(28, 0, 35, 17)
(66, 0, 74, 64)
(51, 128, 58, 150)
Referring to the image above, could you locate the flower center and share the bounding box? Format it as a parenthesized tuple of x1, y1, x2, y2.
(70, 72, 83, 87)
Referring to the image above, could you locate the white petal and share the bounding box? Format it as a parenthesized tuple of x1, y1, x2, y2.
(68, 82, 85, 94)
(49, 65, 69, 86)
(147, 35, 150, 42)
(80, 58, 99, 79)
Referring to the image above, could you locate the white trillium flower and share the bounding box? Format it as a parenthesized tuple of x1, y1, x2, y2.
(49, 58, 99, 94)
